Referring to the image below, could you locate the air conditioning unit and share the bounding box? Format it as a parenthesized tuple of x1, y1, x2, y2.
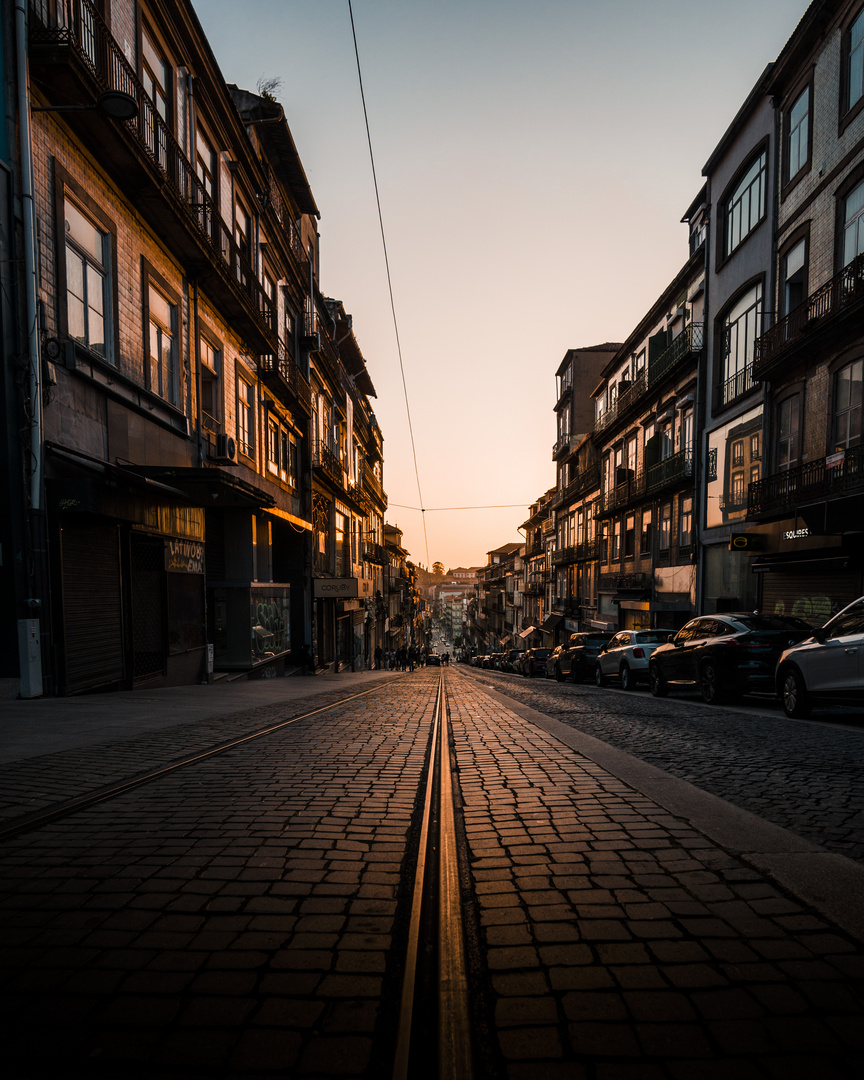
(211, 433, 238, 464)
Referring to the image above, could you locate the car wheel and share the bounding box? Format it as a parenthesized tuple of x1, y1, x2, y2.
(554, 664, 563, 682)
(620, 663, 633, 691)
(594, 664, 607, 687)
(699, 662, 727, 705)
(648, 662, 668, 698)
(780, 666, 812, 719)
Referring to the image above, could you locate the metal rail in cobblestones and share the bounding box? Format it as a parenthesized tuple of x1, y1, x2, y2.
(392, 676, 473, 1080)
(0, 685, 392, 844)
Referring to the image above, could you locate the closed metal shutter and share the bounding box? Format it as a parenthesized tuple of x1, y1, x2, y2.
(61, 523, 125, 693)
(760, 571, 859, 625)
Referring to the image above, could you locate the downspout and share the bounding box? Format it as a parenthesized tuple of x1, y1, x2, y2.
(14, 1, 42, 514)
(193, 279, 203, 466)
(695, 210, 710, 616)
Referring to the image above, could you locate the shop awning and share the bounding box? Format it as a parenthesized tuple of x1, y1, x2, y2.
(612, 589, 651, 604)
(518, 625, 536, 638)
(540, 614, 563, 633)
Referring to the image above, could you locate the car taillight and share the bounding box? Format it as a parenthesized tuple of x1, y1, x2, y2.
(632, 648, 645, 659)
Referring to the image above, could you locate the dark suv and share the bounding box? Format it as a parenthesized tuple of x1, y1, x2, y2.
(648, 613, 811, 704)
(549, 633, 613, 683)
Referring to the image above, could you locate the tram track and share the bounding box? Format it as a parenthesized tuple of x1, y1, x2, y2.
(1, 671, 481, 1079)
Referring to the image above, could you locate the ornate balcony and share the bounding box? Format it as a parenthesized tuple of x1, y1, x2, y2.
(594, 371, 647, 436)
(648, 323, 703, 388)
(258, 342, 312, 415)
(754, 254, 864, 376)
(552, 433, 579, 461)
(362, 541, 388, 567)
(747, 446, 864, 519)
(312, 438, 345, 489)
(29, 0, 277, 352)
(596, 470, 647, 517)
(646, 450, 693, 493)
(717, 363, 757, 407)
(362, 461, 387, 509)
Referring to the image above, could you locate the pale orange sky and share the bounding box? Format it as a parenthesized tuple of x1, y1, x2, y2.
(197, 0, 807, 570)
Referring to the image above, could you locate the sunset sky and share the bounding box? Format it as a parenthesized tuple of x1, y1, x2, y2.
(196, 0, 807, 571)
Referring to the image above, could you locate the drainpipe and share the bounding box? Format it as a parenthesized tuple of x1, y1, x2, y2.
(15, 0, 46, 697)
(193, 279, 204, 466)
(14, 1, 42, 515)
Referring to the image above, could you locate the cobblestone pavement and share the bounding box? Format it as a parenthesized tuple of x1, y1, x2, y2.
(0, 674, 398, 826)
(1, 676, 438, 1079)
(448, 677, 864, 1079)
(456, 667, 864, 865)
(1, 672, 863, 1078)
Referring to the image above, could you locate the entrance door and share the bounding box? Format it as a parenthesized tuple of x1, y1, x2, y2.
(131, 534, 165, 682)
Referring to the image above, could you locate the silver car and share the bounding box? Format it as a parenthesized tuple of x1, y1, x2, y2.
(776, 597, 864, 718)
(595, 629, 676, 691)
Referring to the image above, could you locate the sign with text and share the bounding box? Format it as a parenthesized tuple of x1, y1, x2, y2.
(314, 578, 359, 599)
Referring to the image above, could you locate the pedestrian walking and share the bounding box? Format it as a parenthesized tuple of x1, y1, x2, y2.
(374, 645, 383, 670)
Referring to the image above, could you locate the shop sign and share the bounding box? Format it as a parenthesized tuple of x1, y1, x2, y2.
(826, 451, 845, 469)
(165, 539, 204, 574)
(314, 578, 359, 598)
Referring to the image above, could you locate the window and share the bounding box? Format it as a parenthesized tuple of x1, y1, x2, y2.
(777, 394, 801, 471)
(843, 180, 864, 267)
(846, 8, 864, 114)
(284, 303, 297, 358)
(786, 87, 810, 182)
(64, 196, 110, 359)
(679, 496, 693, 547)
(725, 151, 766, 256)
(834, 359, 863, 450)
(200, 335, 222, 433)
(626, 435, 638, 475)
(730, 473, 745, 508)
(600, 523, 609, 564)
(783, 239, 807, 315)
(237, 377, 255, 458)
(640, 509, 653, 554)
(721, 283, 762, 404)
(611, 519, 621, 561)
(141, 25, 171, 167)
(624, 515, 635, 560)
(195, 128, 217, 200)
(680, 408, 693, 455)
(659, 503, 671, 551)
(750, 432, 761, 461)
(147, 284, 179, 405)
(731, 440, 745, 467)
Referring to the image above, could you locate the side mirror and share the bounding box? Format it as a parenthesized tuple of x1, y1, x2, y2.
(813, 627, 828, 643)
(669, 634, 678, 645)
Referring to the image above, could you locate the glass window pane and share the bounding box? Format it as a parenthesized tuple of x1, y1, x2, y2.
(65, 200, 102, 263)
(65, 247, 85, 303)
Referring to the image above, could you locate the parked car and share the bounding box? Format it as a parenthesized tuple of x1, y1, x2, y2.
(426, 652, 441, 666)
(776, 596, 864, 718)
(548, 633, 614, 682)
(501, 649, 523, 673)
(648, 613, 812, 704)
(519, 647, 551, 677)
(595, 630, 675, 690)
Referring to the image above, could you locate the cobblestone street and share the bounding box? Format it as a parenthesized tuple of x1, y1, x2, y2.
(1, 671, 863, 1078)
(456, 668, 864, 864)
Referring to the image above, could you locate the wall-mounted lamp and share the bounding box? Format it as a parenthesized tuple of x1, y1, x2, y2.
(32, 89, 139, 122)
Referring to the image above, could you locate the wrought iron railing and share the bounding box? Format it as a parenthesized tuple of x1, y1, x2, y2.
(754, 253, 864, 374)
(312, 438, 344, 488)
(747, 445, 864, 517)
(648, 323, 703, 387)
(362, 541, 388, 566)
(718, 363, 757, 407)
(30, 0, 274, 337)
(258, 341, 312, 413)
(646, 450, 693, 492)
(564, 465, 600, 502)
(362, 461, 386, 505)
(594, 370, 647, 435)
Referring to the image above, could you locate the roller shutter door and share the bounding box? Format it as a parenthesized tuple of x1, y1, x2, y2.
(61, 523, 125, 693)
(760, 571, 859, 624)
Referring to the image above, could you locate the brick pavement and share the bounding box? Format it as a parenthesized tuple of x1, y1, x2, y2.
(458, 667, 864, 863)
(0, 675, 439, 1079)
(447, 676, 864, 1079)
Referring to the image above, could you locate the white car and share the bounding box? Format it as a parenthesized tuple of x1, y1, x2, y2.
(776, 597, 864, 718)
(594, 629, 677, 691)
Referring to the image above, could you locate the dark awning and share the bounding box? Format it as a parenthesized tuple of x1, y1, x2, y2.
(540, 614, 563, 633)
(612, 589, 651, 604)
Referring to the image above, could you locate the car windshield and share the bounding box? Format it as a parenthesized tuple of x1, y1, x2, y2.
(533, 649, 550, 658)
(585, 635, 611, 644)
(635, 632, 673, 644)
(733, 614, 812, 632)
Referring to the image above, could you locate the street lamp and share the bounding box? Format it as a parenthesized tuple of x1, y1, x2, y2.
(32, 89, 139, 121)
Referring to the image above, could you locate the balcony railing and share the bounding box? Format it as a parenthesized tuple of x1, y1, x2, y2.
(594, 370, 647, 435)
(597, 470, 646, 516)
(718, 363, 757, 407)
(552, 433, 579, 460)
(646, 450, 693, 492)
(552, 545, 577, 566)
(362, 461, 387, 507)
(648, 323, 703, 387)
(754, 254, 864, 375)
(747, 445, 864, 518)
(362, 541, 388, 566)
(30, 0, 275, 344)
(258, 342, 312, 415)
(312, 438, 345, 489)
(563, 464, 600, 503)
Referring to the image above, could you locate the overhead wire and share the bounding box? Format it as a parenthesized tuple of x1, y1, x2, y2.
(347, 0, 431, 568)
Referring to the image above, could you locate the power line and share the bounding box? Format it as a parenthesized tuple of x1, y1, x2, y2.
(347, 1, 430, 568)
(389, 503, 533, 512)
